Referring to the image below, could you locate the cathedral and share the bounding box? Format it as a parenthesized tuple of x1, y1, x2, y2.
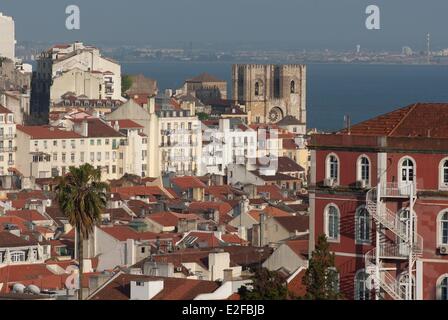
(232, 64, 306, 125)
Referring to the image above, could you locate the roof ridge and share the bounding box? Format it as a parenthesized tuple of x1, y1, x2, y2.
(387, 103, 418, 136)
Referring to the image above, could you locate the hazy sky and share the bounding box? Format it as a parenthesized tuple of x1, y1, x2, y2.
(1, 0, 447, 50)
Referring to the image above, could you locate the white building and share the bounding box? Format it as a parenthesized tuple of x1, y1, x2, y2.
(31, 42, 122, 116)
(15, 118, 148, 186)
(0, 105, 16, 176)
(0, 13, 16, 60)
(201, 118, 257, 176)
(107, 96, 203, 177)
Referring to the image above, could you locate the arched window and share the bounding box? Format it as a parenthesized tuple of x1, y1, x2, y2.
(400, 157, 415, 184)
(438, 211, 448, 246)
(398, 272, 415, 300)
(355, 207, 371, 243)
(290, 80, 296, 93)
(437, 275, 448, 300)
(326, 205, 340, 241)
(357, 156, 370, 185)
(354, 270, 370, 300)
(10, 251, 25, 263)
(255, 82, 260, 96)
(439, 159, 448, 189)
(326, 154, 339, 182)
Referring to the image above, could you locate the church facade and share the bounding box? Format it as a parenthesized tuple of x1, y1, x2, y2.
(232, 64, 306, 125)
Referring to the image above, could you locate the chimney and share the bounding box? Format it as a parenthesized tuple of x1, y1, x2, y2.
(223, 269, 233, 282)
(130, 280, 164, 300)
(259, 212, 266, 247)
(148, 96, 156, 115)
(208, 251, 230, 281)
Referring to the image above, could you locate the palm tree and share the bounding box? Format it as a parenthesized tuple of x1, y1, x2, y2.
(55, 164, 108, 300)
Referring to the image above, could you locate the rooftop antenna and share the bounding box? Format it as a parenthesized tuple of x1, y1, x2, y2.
(344, 115, 351, 134)
(427, 33, 431, 65)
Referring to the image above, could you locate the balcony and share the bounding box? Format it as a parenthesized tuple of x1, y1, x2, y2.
(0, 147, 17, 153)
(379, 182, 417, 198)
(0, 134, 16, 140)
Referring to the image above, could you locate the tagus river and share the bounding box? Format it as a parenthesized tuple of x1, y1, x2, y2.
(121, 62, 448, 131)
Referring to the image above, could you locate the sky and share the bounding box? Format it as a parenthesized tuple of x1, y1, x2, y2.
(1, 0, 447, 50)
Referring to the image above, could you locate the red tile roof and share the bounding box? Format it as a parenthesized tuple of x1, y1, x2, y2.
(17, 125, 83, 140)
(89, 273, 220, 300)
(338, 103, 448, 138)
(73, 118, 123, 138)
(0, 105, 12, 114)
(110, 119, 143, 129)
(100, 225, 181, 242)
(6, 210, 48, 222)
(248, 206, 290, 222)
(112, 186, 173, 200)
(147, 211, 198, 227)
(273, 215, 309, 233)
(171, 176, 206, 190)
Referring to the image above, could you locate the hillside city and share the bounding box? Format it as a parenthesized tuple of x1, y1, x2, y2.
(0, 11, 447, 301)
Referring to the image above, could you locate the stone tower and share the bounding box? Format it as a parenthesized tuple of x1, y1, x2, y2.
(232, 64, 306, 125)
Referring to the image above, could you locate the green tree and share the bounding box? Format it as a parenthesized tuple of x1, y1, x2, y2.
(238, 268, 288, 300)
(55, 164, 108, 300)
(197, 112, 209, 121)
(302, 234, 341, 300)
(121, 74, 133, 94)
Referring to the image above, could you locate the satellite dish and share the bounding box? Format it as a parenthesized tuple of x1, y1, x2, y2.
(26, 285, 41, 295)
(12, 283, 26, 294)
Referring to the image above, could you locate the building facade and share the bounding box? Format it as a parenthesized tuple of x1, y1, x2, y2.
(31, 42, 122, 117)
(0, 13, 16, 61)
(309, 103, 448, 300)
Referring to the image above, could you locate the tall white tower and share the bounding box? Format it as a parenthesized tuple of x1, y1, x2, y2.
(0, 12, 16, 60)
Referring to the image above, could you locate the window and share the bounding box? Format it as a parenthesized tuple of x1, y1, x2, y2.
(105, 152, 110, 160)
(61, 153, 66, 163)
(290, 80, 295, 93)
(62, 140, 66, 149)
(398, 272, 415, 300)
(357, 156, 370, 185)
(437, 275, 448, 300)
(97, 152, 101, 161)
(71, 153, 75, 163)
(356, 207, 371, 243)
(53, 140, 57, 146)
(80, 152, 84, 162)
(255, 82, 260, 96)
(90, 152, 94, 162)
(53, 153, 57, 161)
(400, 157, 415, 184)
(354, 270, 370, 300)
(90, 139, 94, 146)
(71, 140, 76, 149)
(438, 211, 448, 246)
(325, 205, 340, 241)
(97, 139, 102, 146)
(43, 140, 47, 149)
(326, 154, 339, 182)
(10, 251, 25, 262)
(440, 159, 448, 189)
(105, 139, 110, 145)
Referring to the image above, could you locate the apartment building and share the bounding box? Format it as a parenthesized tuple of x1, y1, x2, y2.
(0, 105, 16, 176)
(15, 117, 147, 185)
(107, 96, 202, 177)
(0, 13, 16, 61)
(309, 103, 448, 300)
(31, 42, 122, 116)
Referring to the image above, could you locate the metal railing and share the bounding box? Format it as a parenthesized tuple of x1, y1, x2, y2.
(379, 182, 417, 198)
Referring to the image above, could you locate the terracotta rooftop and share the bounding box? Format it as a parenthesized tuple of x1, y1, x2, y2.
(73, 118, 123, 138)
(338, 103, 448, 138)
(171, 176, 207, 190)
(109, 119, 143, 129)
(273, 215, 309, 233)
(277, 156, 305, 173)
(0, 104, 12, 114)
(89, 273, 220, 300)
(147, 211, 198, 227)
(17, 125, 83, 140)
(6, 210, 48, 222)
(248, 206, 291, 222)
(276, 115, 303, 126)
